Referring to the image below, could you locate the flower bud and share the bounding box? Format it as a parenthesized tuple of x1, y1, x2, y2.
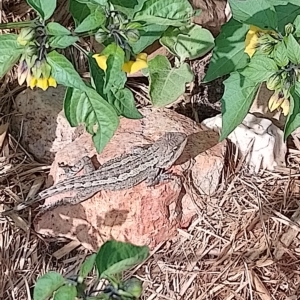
(123, 278, 143, 298)
(95, 30, 108, 44)
(17, 27, 35, 46)
(126, 29, 140, 43)
(259, 42, 274, 54)
(266, 73, 282, 90)
(285, 23, 294, 35)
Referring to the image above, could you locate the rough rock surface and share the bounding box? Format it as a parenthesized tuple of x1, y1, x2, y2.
(11, 86, 84, 163)
(33, 108, 226, 251)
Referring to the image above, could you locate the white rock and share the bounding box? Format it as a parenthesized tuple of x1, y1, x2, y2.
(202, 113, 287, 172)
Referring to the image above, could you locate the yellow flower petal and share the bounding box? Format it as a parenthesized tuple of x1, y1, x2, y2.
(93, 54, 108, 71)
(29, 77, 37, 89)
(244, 25, 275, 58)
(36, 77, 49, 91)
(136, 53, 148, 61)
(129, 60, 148, 74)
(281, 99, 290, 116)
(268, 92, 282, 112)
(244, 26, 260, 58)
(48, 76, 57, 88)
(122, 61, 134, 73)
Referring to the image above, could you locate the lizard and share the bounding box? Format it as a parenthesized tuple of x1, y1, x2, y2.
(2, 132, 187, 216)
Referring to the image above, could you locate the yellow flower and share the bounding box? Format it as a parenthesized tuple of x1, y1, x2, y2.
(93, 54, 108, 71)
(244, 25, 273, 58)
(122, 53, 148, 74)
(93, 52, 148, 74)
(268, 92, 289, 116)
(29, 76, 57, 91)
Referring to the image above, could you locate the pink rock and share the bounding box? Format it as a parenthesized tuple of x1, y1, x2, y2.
(34, 108, 226, 251)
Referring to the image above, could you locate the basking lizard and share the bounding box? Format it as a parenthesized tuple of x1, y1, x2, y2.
(2, 132, 187, 215)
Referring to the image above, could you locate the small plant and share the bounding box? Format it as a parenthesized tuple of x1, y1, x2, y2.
(33, 240, 149, 300)
(204, 0, 300, 140)
(0, 0, 214, 152)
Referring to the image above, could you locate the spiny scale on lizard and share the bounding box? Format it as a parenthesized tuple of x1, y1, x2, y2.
(2, 132, 187, 215)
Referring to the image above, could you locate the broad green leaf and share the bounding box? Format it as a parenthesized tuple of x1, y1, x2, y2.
(33, 272, 65, 300)
(26, 0, 56, 20)
(47, 22, 71, 35)
(69, 0, 90, 26)
(276, 2, 300, 33)
(96, 241, 149, 277)
(110, 88, 143, 119)
(64, 87, 119, 152)
(133, 0, 193, 26)
(49, 36, 79, 49)
(294, 15, 300, 37)
(130, 23, 167, 54)
(228, 0, 277, 30)
(0, 34, 23, 78)
(220, 72, 260, 140)
(75, 0, 107, 4)
(74, 5, 105, 33)
(102, 43, 126, 93)
(285, 34, 300, 64)
(79, 254, 96, 279)
(110, 0, 140, 18)
(284, 82, 300, 139)
(160, 24, 214, 62)
(240, 55, 278, 83)
(53, 285, 77, 300)
(88, 54, 106, 98)
(271, 41, 289, 67)
(203, 19, 249, 82)
(148, 55, 194, 107)
(47, 50, 86, 90)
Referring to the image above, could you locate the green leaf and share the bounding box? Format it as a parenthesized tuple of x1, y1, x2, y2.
(79, 254, 96, 279)
(160, 24, 214, 62)
(0, 34, 23, 78)
(293, 15, 300, 37)
(96, 241, 149, 277)
(69, 0, 90, 26)
(133, 0, 193, 26)
(53, 285, 77, 300)
(130, 23, 167, 54)
(26, 0, 56, 20)
(284, 34, 300, 64)
(271, 41, 289, 67)
(203, 19, 249, 82)
(47, 50, 86, 90)
(33, 272, 65, 300)
(148, 55, 194, 107)
(110, 88, 143, 119)
(102, 43, 126, 93)
(220, 72, 260, 140)
(284, 82, 300, 139)
(49, 36, 79, 49)
(47, 22, 71, 35)
(276, 2, 300, 33)
(64, 87, 119, 153)
(110, 0, 140, 18)
(88, 54, 106, 98)
(74, 5, 105, 33)
(228, 0, 277, 30)
(240, 55, 278, 83)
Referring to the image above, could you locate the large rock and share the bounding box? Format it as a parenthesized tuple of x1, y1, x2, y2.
(11, 86, 84, 163)
(32, 108, 226, 251)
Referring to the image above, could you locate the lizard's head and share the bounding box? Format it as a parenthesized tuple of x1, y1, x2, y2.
(155, 132, 187, 169)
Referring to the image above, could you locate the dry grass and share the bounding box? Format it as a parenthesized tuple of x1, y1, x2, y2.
(1, 1, 300, 300)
